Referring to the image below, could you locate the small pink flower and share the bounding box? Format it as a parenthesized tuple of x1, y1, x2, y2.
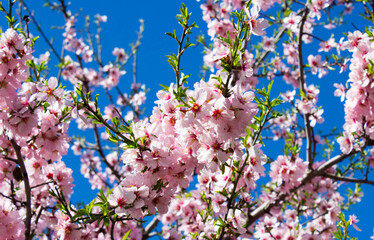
(318, 38, 337, 52)
(108, 186, 136, 216)
(333, 83, 346, 102)
(337, 132, 354, 154)
(244, 4, 268, 36)
(112, 47, 128, 62)
(34, 77, 64, 103)
(308, 54, 327, 78)
(283, 12, 301, 32)
(262, 36, 275, 51)
(349, 214, 361, 232)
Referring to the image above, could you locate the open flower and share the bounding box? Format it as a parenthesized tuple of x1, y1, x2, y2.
(244, 4, 268, 36)
(337, 132, 354, 154)
(349, 214, 362, 232)
(34, 77, 64, 104)
(108, 186, 136, 216)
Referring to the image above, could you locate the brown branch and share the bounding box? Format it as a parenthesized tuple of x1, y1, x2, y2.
(93, 125, 121, 181)
(143, 217, 159, 240)
(297, 8, 314, 169)
(30, 181, 54, 189)
(3, 156, 18, 163)
(304, 32, 326, 42)
(31, 206, 44, 236)
(10, 139, 32, 240)
(323, 173, 374, 186)
(110, 220, 116, 240)
(292, 0, 306, 5)
(0, 191, 23, 205)
(58, 0, 70, 19)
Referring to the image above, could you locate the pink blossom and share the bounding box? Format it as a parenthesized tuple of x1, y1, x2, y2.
(333, 83, 346, 102)
(337, 132, 354, 154)
(207, 19, 236, 39)
(281, 90, 296, 102)
(112, 47, 128, 62)
(200, 0, 218, 22)
(34, 77, 64, 103)
(283, 12, 301, 32)
(0, 197, 25, 239)
(310, 109, 324, 127)
(130, 91, 146, 107)
(318, 37, 337, 52)
(283, 43, 298, 65)
(344, 3, 354, 14)
(308, 54, 327, 78)
(324, 22, 336, 29)
(349, 214, 361, 232)
(108, 186, 136, 216)
(245, 4, 269, 36)
(262, 36, 275, 51)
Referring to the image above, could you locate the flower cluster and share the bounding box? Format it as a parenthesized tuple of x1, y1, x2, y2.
(159, 145, 266, 239)
(1, 0, 374, 238)
(337, 30, 374, 153)
(0, 28, 75, 239)
(108, 76, 258, 220)
(62, 16, 126, 90)
(201, 1, 268, 89)
(254, 159, 345, 239)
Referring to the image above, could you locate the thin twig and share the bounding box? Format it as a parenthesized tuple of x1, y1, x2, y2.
(3, 156, 18, 163)
(0, 191, 23, 204)
(93, 125, 121, 181)
(304, 32, 326, 42)
(21, 1, 62, 62)
(323, 174, 374, 186)
(31, 181, 54, 189)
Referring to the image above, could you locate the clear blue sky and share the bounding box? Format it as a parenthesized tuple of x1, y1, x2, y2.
(15, 0, 374, 238)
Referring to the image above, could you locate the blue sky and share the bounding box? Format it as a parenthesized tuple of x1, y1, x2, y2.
(12, 0, 374, 238)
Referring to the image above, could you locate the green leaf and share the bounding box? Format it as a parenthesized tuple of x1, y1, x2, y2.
(73, 209, 88, 220)
(92, 120, 103, 125)
(267, 80, 274, 95)
(122, 229, 132, 240)
(94, 94, 100, 107)
(166, 30, 178, 41)
(103, 216, 110, 226)
(111, 116, 119, 127)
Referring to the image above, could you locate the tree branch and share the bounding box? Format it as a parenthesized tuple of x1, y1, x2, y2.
(323, 173, 374, 186)
(297, 8, 314, 169)
(93, 125, 122, 181)
(143, 217, 159, 239)
(10, 139, 32, 240)
(21, 1, 62, 62)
